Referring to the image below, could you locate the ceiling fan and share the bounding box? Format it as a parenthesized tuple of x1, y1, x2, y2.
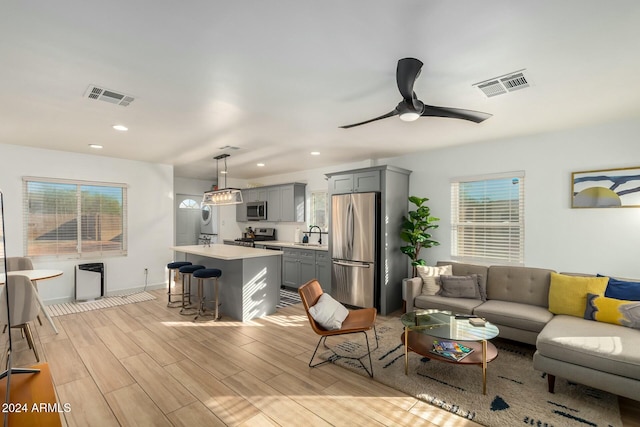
(340, 58, 492, 129)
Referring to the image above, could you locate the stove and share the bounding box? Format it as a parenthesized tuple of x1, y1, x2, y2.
(224, 227, 276, 247)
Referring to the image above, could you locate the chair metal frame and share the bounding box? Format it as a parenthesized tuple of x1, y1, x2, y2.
(298, 279, 378, 377)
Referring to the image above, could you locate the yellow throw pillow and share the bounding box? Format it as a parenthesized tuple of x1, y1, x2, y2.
(548, 272, 608, 317)
(584, 293, 640, 329)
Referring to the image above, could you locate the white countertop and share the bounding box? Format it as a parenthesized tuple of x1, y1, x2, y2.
(171, 244, 283, 260)
(256, 241, 328, 251)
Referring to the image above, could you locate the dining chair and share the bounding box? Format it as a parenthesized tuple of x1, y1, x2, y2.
(5, 257, 42, 326)
(298, 279, 378, 377)
(0, 274, 42, 365)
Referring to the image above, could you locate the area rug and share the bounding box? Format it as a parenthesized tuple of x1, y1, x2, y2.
(321, 319, 622, 427)
(45, 291, 156, 317)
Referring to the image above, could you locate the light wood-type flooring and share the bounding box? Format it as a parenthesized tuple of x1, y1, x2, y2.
(4, 287, 639, 426)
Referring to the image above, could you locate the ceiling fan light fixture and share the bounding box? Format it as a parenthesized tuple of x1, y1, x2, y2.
(202, 154, 244, 206)
(399, 111, 420, 122)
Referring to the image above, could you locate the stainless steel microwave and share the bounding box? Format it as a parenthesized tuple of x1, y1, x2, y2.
(246, 201, 267, 221)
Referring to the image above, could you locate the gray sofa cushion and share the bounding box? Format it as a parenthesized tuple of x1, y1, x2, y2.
(474, 300, 553, 333)
(439, 275, 482, 299)
(437, 261, 488, 294)
(414, 294, 483, 314)
(536, 315, 640, 381)
(487, 266, 553, 307)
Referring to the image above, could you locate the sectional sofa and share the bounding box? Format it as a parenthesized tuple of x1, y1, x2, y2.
(403, 261, 640, 401)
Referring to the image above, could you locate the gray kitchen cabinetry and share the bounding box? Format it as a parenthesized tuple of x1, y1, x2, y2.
(282, 248, 300, 288)
(282, 247, 329, 291)
(237, 183, 306, 223)
(315, 251, 331, 293)
(243, 189, 267, 202)
(267, 183, 305, 222)
(329, 170, 380, 194)
(266, 187, 281, 222)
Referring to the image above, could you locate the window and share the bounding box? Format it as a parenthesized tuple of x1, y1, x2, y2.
(451, 172, 524, 264)
(23, 177, 127, 258)
(309, 191, 328, 229)
(179, 199, 200, 209)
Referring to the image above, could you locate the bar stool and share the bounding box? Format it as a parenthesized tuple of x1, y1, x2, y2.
(166, 261, 192, 307)
(178, 264, 205, 315)
(192, 268, 223, 321)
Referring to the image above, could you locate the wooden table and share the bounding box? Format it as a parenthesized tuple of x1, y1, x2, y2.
(401, 309, 499, 394)
(0, 269, 63, 334)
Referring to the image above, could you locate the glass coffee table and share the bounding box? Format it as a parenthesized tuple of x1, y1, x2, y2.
(400, 309, 499, 394)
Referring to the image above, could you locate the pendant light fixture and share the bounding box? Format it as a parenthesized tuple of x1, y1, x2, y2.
(202, 154, 243, 206)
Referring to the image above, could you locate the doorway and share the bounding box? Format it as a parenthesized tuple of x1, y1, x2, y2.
(175, 194, 201, 246)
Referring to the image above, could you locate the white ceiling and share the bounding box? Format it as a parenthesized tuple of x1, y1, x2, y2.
(2, 1, 640, 181)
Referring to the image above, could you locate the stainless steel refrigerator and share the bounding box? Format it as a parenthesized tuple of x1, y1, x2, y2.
(331, 192, 379, 308)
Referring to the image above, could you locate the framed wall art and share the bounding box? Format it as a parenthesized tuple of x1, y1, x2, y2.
(572, 166, 640, 208)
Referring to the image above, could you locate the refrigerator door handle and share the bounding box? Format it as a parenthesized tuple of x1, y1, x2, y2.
(347, 199, 353, 255)
(333, 260, 371, 268)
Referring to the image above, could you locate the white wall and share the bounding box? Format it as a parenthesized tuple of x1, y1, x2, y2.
(385, 119, 640, 278)
(0, 143, 174, 303)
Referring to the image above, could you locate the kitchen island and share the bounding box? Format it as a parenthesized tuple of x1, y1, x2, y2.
(171, 244, 282, 322)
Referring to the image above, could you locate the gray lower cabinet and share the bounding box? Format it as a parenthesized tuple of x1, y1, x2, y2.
(282, 249, 300, 287)
(315, 251, 331, 293)
(282, 248, 330, 290)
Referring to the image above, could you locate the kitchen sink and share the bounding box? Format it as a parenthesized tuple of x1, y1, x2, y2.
(293, 242, 324, 247)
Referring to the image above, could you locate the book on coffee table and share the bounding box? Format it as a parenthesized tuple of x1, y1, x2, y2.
(431, 339, 474, 361)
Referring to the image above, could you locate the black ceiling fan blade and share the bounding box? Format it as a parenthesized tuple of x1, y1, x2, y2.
(339, 110, 398, 129)
(396, 58, 423, 101)
(421, 105, 492, 123)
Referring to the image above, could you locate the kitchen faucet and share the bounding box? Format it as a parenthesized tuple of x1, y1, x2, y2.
(308, 225, 322, 245)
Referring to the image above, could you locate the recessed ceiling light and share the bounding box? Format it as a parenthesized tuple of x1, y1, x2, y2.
(257, 163, 265, 167)
(310, 151, 320, 156)
(88, 144, 103, 149)
(112, 124, 128, 131)
(220, 170, 228, 174)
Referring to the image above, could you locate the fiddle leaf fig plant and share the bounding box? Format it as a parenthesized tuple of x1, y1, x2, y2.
(400, 196, 440, 277)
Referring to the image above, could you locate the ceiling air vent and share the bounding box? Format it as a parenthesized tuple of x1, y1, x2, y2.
(474, 70, 530, 98)
(84, 85, 135, 106)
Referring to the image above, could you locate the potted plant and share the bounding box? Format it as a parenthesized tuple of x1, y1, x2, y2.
(400, 196, 440, 277)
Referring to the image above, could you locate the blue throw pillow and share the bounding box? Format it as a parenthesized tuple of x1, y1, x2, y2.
(599, 275, 640, 301)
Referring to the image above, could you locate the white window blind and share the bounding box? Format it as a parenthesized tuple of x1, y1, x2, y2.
(23, 177, 127, 259)
(451, 172, 524, 264)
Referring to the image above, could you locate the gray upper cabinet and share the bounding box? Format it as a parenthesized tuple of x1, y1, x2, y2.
(237, 183, 306, 223)
(329, 170, 380, 194)
(266, 187, 281, 222)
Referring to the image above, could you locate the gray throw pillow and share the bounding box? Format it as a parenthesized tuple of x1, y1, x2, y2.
(439, 275, 483, 300)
